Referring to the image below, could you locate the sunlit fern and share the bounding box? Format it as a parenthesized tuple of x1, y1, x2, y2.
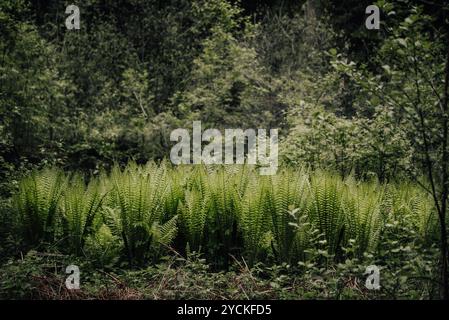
(13, 168, 67, 245)
(11, 162, 436, 267)
(239, 175, 271, 265)
(384, 182, 437, 243)
(104, 162, 177, 264)
(265, 168, 311, 263)
(308, 172, 346, 256)
(344, 177, 384, 256)
(60, 175, 106, 255)
(178, 188, 209, 252)
(203, 167, 243, 267)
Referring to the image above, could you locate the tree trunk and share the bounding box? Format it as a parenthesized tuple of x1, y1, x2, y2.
(439, 36, 449, 300)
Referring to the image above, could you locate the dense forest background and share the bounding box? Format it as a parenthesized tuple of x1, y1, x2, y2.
(1, 0, 447, 188)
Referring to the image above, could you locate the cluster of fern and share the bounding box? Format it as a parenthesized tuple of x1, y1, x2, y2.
(10, 162, 437, 267)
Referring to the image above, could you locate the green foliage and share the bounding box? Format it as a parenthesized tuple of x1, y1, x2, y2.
(178, 188, 209, 253)
(0, 244, 439, 300)
(8, 163, 439, 269)
(3, 161, 444, 299)
(203, 167, 243, 267)
(175, 25, 274, 129)
(83, 224, 122, 269)
(266, 170, 311, 263)
(384, 182, 437, 244)
(2, 0, 448, 299)
(282, 104, 413, 180)
(13, 168, 67, 245)
(344, 178, 384, 256)
(104, 162, 177, 265)
(308, 173, 346, 256)
(239, 176, 271, 264)
(328, 5, 446, 182)
(60, 176, 105, 255)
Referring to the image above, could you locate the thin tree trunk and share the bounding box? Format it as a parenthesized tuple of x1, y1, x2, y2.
(439, 38, 449, 300)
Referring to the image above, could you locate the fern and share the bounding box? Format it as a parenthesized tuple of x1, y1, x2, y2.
(60, 175, 105, 255)
(105, 162, 176, 264)
(13, 168, 66, 245)
(239, 175, 271, 265)
(308, 172, 346, 256)
(178, 188, 209, 252)
(267, 169, 311, 263)
(204, 167, 243, 267)
(384, 182, 437, 243)
(12, 162, 435, 267)
(164, 163, 186, 220)
(344, 177, 384, 256)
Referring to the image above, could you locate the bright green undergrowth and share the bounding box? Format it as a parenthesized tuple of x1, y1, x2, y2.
(7, 162, 438, 268)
